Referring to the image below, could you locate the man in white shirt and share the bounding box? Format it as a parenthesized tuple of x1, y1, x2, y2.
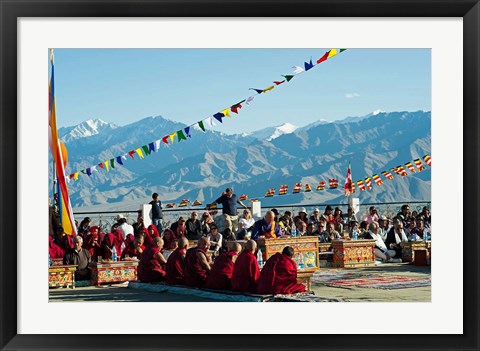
(116, 214, 134, 240)
(378, 215, 389, 241)
(365, 222, 400, 262)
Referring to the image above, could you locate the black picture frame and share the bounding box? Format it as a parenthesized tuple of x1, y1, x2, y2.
(1, 1, 478, 350)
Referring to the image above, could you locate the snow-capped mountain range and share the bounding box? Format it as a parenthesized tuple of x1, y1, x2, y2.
(53, 111, 431, 210)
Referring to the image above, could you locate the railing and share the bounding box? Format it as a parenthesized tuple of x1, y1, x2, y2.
(73, 200, 431, 233)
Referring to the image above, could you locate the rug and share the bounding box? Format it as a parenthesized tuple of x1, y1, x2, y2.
(312, 271, 430, 290)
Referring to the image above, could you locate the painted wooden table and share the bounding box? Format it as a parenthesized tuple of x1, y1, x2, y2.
(400, 241, 431, 263)
(90, 260, 139, 287)
(49, 265, 77, 289)
(331, 239, 376, 268)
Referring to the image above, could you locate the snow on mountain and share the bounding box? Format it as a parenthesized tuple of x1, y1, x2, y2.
(246, 122, 298, 141)
(59, 119, 118, 142)
(55, 111, 431, 209)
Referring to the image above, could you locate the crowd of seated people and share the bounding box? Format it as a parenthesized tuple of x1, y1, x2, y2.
(49, 201, 431, 284)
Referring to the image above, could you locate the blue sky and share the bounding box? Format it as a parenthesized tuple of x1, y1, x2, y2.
(52, 48, 431, 133)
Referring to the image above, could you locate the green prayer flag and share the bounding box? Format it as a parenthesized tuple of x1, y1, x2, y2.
(110, 158, 115, 168)
(198, 121, 206, 132)
(142, 145, 150, 155)
(283, 75, 294, 82)
(340, 49, 347, 52)
(177, 130, 187, 142)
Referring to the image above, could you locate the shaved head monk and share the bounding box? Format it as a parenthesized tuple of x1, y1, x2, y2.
(252, 211, 281, 239)
(205, 243, 242, 290)
(165, 237, 189, 285)
(256, 246, 307, 295)
(138, 237, 167, 282)
(184, 237, 212, 288)
(231, 240, 260, 293)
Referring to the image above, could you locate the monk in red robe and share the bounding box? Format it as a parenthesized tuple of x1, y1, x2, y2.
(162, 228, 177, 250)
(184, 237, 212, 288)
(231, 240, 260, 293)
(138, 237, 167, 282)
(100, 232, 117, 260)
(121, 234, 145, 259)
(256, 246, 306, 295)
(205, 243, 241, 290)
(165, 237, 189, 285)
(84, 226, 101, 261)
(49, 235, 64, 259)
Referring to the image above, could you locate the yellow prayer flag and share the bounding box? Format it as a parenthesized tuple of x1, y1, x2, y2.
(221, 109, 231, 118)
(327, 49, 338, 59)
(169, 132, 176, 143)
(263, 85, 275, 93)
(104, 161, 110, 171)
(73, 172, 79, 180)
(135, 148, 145, 159)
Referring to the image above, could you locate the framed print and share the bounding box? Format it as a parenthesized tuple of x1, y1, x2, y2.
(1, 0, 479, 350)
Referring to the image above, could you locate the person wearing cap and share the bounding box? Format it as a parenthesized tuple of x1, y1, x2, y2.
(309, 208, 322, 225)
(293, 208, 309, 226)
(200, 212, 214, 234)
(322, 206, 334, 223)
(207, 187, 247, 234)
(116, 214, 134, 240)
(378, 215, 389, 241)
(362, 206, 379, 224)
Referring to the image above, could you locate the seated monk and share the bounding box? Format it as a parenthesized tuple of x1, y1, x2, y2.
(251, 211, 281, 239)
(100, 232, 117, 260)
(60, 233, 74, 251)
(162, 228, 177, 250)
(49, 235, 64, 259)
(121, 234, 145, 259)
(231, 240, 260, 293)
(84, 226, 101, 261)
(138, 237, 167, 282)
(205, 243, 242, 290)
(165, 237, 189, 285)
(112, 228, 125, 257)
(256, 246, 306, 295)
(184, 237, 212, 288)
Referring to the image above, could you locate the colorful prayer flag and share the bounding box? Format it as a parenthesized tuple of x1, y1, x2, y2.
(423, 154, 432, 167)
(305, 184, 312, 192)
(179, 199, 190, 207)
(169, 132, 176, 143)
(372, 174, 383, 185)
(135, 148, 145, 159)
(293, 183, 302, 193)
(327, 49, 338, 59)
(396, 165, 407, 176)
(166, 203, 175, 208)
(317, 181, 326, 191)
(344, 163, 354, 196)
(304, 59, 314, 71)
(282, 75, 294, 82)
(263, 85, 274, 93)
(317, 51, 329, 64)
(382, 171, 394, 179)
(279, 185, 288, 195)
(239, 194, 248, 201)
(177, 130, 187, 142)
(197, 121, 206, 132)
(414, 159, 426, 171)
(213, 113, 224, 123)
(293, 66, 305, 74)
(221, 108, 231, 118)
(357, 180, 366, 191)
(192, 200, 202, 206)
(265, 188, 275, 197)
(273, 80, 285, 85)
(329, 179, 339, 189)
(365, 177, 372, 190)
(48, 49, 76, 235)
(405, 162, 416, 173)
(249, 88, 263, 94)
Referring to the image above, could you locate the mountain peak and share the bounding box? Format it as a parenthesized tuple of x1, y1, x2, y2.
(59, 118, 118, 143)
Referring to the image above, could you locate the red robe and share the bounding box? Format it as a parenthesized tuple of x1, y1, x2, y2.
(121, 242, 145, 259)
(100, 232, 117, 260)
(184, 247, 209, 288)
(165, 248, 186, 285)
(231, 250, 260, 293)
(163, 229, 177, 250)
(49, 235, 64, 259)
(205, 251, 237, 290)
(84, 232, 101, 261)
(256, 253, 306, 295)
(138, 245, 166, 282)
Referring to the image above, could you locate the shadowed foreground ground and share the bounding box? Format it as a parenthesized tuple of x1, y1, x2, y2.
(49, 263, 430, 302)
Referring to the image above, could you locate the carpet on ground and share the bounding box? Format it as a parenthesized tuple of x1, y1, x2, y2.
(312, 271, 430, 290)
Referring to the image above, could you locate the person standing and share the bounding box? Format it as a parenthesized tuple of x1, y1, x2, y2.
(149, 193, 163, 234)
(207, 187, 247, 234)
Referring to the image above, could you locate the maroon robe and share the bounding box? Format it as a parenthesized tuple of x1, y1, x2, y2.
(49, 235, 64, 259)
(163, 229, 177, 250)
(231, 250, 260, 293)
(60, 234, 74, 251)
(184, 247, 209, 288)
(165, 248, 186, 285)
(100, 232, 116, 260)
(205, 251, 237, 290)
(138, 245, 166, 282)
(256, 252, 306, 295)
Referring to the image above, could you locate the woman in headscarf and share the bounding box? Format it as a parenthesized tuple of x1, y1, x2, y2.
(84, 226, 101, 262)
(49, 235, 64, 259)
